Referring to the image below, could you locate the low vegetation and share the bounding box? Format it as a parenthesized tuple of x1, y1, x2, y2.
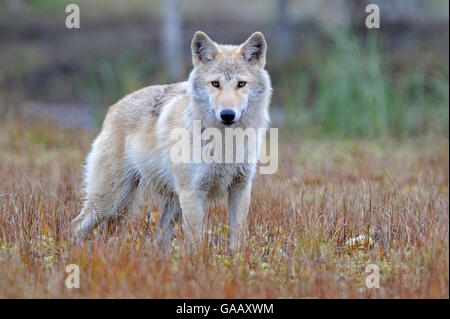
(0, 118, 447, 298)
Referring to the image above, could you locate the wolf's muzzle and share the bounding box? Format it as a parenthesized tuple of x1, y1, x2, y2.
(220, 109, 236, 124)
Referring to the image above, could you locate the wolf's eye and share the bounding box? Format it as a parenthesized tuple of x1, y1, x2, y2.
(211, 81, 220, 88)
(237, 81, 247, 88)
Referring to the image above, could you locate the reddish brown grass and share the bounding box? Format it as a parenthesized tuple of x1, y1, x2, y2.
(0, 118, 448, 298)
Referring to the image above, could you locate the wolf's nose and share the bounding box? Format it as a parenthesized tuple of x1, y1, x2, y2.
(220, 109, 236, 123)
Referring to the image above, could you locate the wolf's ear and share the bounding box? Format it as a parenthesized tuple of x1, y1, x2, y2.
(191, 31, 218, 67)
(240, 32, 267, 68)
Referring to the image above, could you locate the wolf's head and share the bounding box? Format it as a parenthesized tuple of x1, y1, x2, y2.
(188, 31, 271, 128)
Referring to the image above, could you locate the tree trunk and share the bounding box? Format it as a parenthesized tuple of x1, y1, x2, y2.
(276, 0, 291, 60)
(161, 0, 184, 81)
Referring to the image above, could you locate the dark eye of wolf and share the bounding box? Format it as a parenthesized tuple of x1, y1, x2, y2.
(237, 81, 246, 88)
(211, 81, 220, 88)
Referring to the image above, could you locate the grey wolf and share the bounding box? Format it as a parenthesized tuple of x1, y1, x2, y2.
(71, 31, 272, 251)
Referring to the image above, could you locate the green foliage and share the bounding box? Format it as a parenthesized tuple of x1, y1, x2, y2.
(281, 31, 449, 138)
(26, 0, 69, 12)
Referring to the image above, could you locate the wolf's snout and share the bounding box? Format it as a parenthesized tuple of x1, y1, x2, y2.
(220, 109, 236, 124)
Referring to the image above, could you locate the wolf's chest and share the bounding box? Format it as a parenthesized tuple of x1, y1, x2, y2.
(197, 163, 253, 200)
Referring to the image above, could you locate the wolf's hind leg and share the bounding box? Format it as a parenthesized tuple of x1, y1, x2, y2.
(154, 198, 181, 245)
(71, 207, 100, 240)
(71, 154, 139, 241)
(71, 180, 136, 240)
(71, 186, 136, 240)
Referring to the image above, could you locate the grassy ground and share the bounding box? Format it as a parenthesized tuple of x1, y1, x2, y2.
(0, 117, 448, 298)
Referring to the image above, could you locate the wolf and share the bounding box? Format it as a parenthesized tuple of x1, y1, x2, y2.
(71, 31, 272, 251)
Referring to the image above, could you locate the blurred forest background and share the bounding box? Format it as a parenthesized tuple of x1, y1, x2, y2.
(0, 0, 448, 137)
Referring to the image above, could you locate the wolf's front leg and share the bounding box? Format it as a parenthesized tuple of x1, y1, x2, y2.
(178, 188, 205, 250)
(228, 182, 252, 252)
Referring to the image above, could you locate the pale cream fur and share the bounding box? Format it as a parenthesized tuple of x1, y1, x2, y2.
(71, 31, 272, 251)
